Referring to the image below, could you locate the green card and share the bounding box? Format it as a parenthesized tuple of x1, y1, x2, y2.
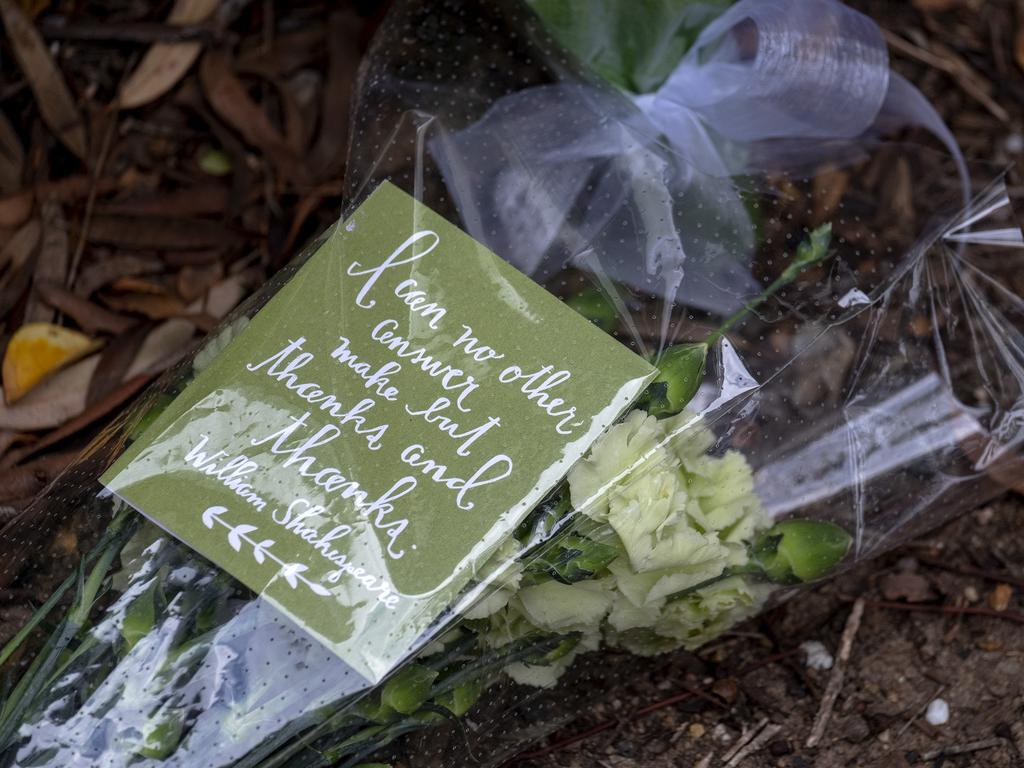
(102, 182, 655, 683)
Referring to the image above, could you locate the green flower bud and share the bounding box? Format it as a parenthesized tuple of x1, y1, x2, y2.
(645, 342, 707, 418)
(752, 519, 851, 584)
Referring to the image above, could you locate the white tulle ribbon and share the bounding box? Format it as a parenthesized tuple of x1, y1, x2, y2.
(431, 0, 969, 318)
(639, 0, 967, 186)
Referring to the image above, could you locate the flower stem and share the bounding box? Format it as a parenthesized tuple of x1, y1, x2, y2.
(704, 223, 832, 348)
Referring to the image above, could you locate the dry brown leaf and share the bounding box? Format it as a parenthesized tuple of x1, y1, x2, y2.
(108, 276, 170, 295)
(2, 322, 102, 403)
(118, 0, 221, 109)
(0, 189, 33, 229)
(1017, 21, 1024, 76)
(0, 0, 87, 158)
(176, 262, 223, 302)
(0, 112, 24, 194)
(306, 12, 362, 182)
(97, 183, 230, 218)
(0, 218, 38, 319)
(0, 174, 122, 228)
(84, 214, 244, 250)
(0, 353, 97, 430)
(236, 28, 326, 78)
(4, 373, 155, 466)
(0, 451, 77, 503)
(0, 316, 193, 433)
(0, 218, 41, 317)
(100, 289, 186, 319)
(202, 275, 246, 319)
(124, 318, 196, 378)
(163, 248, 225, 267)
(25, 198, 68, 323)
(0, 218, 40, 277)
(35, 280, 136, 335)
(812, 166, 849, 226)
(86, 322, 151, 405)
(199, 49, 307, 184)
(74, 253, 164, 297)
(911, 0, 963, 10)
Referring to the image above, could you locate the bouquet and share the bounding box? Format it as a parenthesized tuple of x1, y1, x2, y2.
(0, 0, 1021, 767)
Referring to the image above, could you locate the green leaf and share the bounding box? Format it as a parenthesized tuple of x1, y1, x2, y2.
(565, 286, 619, 332)
(380, 664, 438, 716)
(645, 342, 708, 417)
(528, 0, 729, 92)
(136, 707, 185, 759)
(525, 534, 619, 583)
(783, 223, 833, 280)
(752, 519, 852, 584)
(515, 485, 570, 545)
(120, 578, 158, 653)
(197, 145, 232, 176)
(435, 677, 484, 717)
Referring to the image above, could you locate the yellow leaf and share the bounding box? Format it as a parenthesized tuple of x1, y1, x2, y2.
(117, 0, 221, 109)
(2, 323, 101, 403)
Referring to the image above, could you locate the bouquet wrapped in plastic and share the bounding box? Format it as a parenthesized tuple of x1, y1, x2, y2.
(1, 0, 1022, 766)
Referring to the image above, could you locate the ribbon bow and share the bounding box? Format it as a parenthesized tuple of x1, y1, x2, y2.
(431, 0, 967, 321)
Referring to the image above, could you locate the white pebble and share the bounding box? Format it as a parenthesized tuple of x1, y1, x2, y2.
(800, 640, 834, 670)
(925, 698, 950, 726)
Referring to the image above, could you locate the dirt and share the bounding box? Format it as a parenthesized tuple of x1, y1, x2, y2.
(517, 498, 1024, 768)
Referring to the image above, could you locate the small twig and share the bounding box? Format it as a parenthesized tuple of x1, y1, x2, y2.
(503, 648, 802, 765)
(38, 19, 222, 44)
(67, 98, 121, 290)
(694, 752, 714, 768)
(721, 718, 768, 765)
(895, 684, 945, 741)
(919, 737, 1006, 761)
(806, 597, 865, 748)
(843, 596, 1024, 626)
(725, 723, 782, 767)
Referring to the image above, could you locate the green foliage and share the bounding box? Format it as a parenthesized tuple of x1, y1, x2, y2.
(752, 519, 852, 584)
(565, 286, 619, 332)
(528, 0, 730, 93)
(434, 677, 484, 717)
(380, 665, 439, 716)
(525, 534, 619, 584)
(120, 578, 159, 652)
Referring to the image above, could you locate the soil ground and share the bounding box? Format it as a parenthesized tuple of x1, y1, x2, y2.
(519, 498, 1024, 768)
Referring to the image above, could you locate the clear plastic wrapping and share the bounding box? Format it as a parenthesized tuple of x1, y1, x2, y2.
(0, 0, 1022, 766)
